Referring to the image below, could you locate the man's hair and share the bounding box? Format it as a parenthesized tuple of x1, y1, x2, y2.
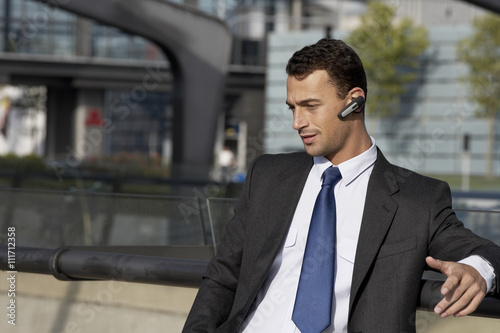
(286, 38, 367, 99)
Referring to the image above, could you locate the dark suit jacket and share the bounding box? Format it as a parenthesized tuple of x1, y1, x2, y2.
(184, 149, 500, 333)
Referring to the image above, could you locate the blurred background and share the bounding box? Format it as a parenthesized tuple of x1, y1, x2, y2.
(0, 0, 498, 193)
(0, 0, 499, 332)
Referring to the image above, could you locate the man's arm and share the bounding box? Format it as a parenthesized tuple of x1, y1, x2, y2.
(183, 278, 238, 332)
(426, 181, 500, 318)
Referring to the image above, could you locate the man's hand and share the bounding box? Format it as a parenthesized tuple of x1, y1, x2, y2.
(426, 256, 487, 318)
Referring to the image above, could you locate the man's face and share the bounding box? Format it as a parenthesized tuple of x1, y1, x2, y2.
(286, 70, 352, 163)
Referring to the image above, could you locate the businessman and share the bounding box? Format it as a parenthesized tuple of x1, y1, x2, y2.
(183, 38, 500, 333)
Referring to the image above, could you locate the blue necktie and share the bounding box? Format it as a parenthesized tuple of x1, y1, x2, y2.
(292, 166, 342, 333)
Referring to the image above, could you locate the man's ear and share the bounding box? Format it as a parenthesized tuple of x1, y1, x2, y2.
(348, 87, 365, 103)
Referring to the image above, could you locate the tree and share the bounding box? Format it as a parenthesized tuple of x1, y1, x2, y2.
(347, 1, 429, 118)
(456, 13, 500, 179)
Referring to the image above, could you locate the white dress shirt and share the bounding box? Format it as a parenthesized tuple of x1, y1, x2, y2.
(239, 139, 495, 333)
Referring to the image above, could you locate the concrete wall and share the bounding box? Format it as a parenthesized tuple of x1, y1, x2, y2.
(0, 272, 197, 333)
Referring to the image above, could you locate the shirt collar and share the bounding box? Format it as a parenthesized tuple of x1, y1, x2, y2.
(313, 137, 378, 186)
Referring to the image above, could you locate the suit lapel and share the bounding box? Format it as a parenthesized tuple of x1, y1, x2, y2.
(223, 154, 314, 327)
(250, 153, 313, 294)
(349, 149, 399, 315)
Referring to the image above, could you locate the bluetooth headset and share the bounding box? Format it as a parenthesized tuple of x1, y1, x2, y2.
(337, 96, 365, 120)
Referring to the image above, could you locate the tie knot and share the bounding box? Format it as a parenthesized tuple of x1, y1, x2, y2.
(322, 166, 342, 187)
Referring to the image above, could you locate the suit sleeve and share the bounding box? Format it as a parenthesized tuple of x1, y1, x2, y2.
(427, 180, 500, 294)
(182, 156, 259, 332)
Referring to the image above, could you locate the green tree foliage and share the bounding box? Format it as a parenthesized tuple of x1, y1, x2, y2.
(347, 1, 429, 117)
(456, 13, 500, 179)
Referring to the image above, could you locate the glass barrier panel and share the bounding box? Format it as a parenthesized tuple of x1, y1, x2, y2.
(206, 197, 238, 253)
(0, 189, 207, 247)
(455, 209, 500, 246)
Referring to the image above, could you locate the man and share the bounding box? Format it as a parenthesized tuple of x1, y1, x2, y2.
(183, 39, 500, 332)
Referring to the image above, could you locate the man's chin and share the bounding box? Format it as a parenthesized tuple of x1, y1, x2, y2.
(303, 146, 324, 157)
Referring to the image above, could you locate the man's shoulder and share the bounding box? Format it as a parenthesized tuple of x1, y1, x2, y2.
(376, 149, 448, 191)
(392, 164, 445, 185)
(247, 152, 312, 180)
(255, 151, 311, 165)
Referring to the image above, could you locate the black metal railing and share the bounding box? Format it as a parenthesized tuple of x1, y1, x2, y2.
(0, 246, 206, 288)
(1, 246, 499, 318)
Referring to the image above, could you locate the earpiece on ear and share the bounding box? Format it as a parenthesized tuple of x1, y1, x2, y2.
(337, 96, 365, 119)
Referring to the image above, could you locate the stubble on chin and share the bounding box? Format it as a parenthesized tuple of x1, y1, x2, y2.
(303, 143, 325, 158)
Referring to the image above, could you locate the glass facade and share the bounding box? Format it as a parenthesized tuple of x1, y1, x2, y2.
(0, 0, 77, 55)
(0, 0, 172, 161)
(103, 90, 172, 158)
(0, 0, 166, 60)
(92, 23, 166, 61)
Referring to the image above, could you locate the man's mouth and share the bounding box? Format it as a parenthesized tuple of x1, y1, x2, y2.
(300, 133, 316, 144)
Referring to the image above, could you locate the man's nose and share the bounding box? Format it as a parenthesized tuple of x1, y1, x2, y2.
(292, 109, 308, 130)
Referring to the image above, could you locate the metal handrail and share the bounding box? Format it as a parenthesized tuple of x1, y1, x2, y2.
(1, 246, 206, 288)
(1, 246, 499, 318)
